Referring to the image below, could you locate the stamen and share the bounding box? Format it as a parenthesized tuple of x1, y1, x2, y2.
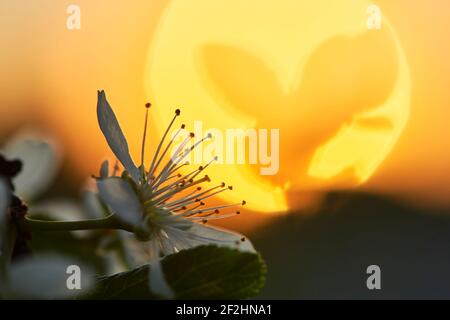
(199, 202, 243, 213)
(179, 186, 202, 200)
(163, 133, 208, 177)
(177, 202, 204, 216)
(182, 201, 244, 219)
(151, 133, 193, 186)
(167, 173, 182, 180)
(152, 134, 214, 191)
(112, 159, 120, 176)
(190, 156, 218, 181)
(148, 109, 181, 176)
(149, 126, 186, 182)
(192, 186, 232, 203)
(188, 212, 240, 220)
(153, 162, 203, 192)
(140, 102, 151, 167)
(151, 175, 211, 206)
(151, 165, 198, 198)
(165, 183, 228, 210)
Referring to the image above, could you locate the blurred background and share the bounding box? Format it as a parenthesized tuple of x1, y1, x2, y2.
(1, 0, 450, 298)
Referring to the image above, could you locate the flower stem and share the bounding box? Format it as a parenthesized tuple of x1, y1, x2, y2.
(17, 214, 135, 233)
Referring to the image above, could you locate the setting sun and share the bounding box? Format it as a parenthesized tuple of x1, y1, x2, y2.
(145, 0, 410, 212)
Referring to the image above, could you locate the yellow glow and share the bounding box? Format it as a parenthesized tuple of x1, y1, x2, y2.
(308, 23, 410, 182)
(144, 0, 410, 212)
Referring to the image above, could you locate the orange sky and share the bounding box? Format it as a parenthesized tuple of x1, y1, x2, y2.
(1, 0, 450, 213)
(363, 0, 450, 207)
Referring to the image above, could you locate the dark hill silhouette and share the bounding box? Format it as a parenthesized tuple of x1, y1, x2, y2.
(250, 191, 450, 299)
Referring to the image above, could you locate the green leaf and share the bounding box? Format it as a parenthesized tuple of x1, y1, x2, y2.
(83, 245, 266, 299)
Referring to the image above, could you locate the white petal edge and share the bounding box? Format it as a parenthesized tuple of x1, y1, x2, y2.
(7, 255, 93, 299)
(184, 223, 255, 253)
(148, 243, 174, 299)
(96, 177, 143, 228)
(97, 90, 140, 182)
(2, 135, 59, 202)
(160, 218, 255, 254)
(82, 190, 107, 219)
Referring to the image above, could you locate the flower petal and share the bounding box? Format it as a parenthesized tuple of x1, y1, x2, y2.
(96, 177, 143, 228)
(82, 190, 107, 219)
(165, 221, 255, 253)
(6, 255, 93, 299)
(99, 160, 109, 178)
(2, 135, 59, 201)
(97, 90, 140, 182)
(148, 244, 174, 299)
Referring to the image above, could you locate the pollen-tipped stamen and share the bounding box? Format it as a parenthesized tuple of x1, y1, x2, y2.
(151, 173, 193, 199)
(189, 156, 218, 181)
(148, 124, 185, 182)
(152, 162, 204, 193)
(148, 109, 181, 176)
(160, 133, 210, 182)
(182, 202, 244, 218)
(175, 202, 204, 216)
(112, 159, 120, 176)
(150, 175, 211, 206)
(150, 133, 193, 187)
(140, 102, 151, 167)
(164, 183, 228, 210)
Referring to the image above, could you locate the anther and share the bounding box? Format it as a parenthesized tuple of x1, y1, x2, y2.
(175, 109, 181, 116)
(242, 200, 246, 205)
(228, 186, 233, 190)
(202, 219, 208, 224)
(145, 102, 152, 109)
